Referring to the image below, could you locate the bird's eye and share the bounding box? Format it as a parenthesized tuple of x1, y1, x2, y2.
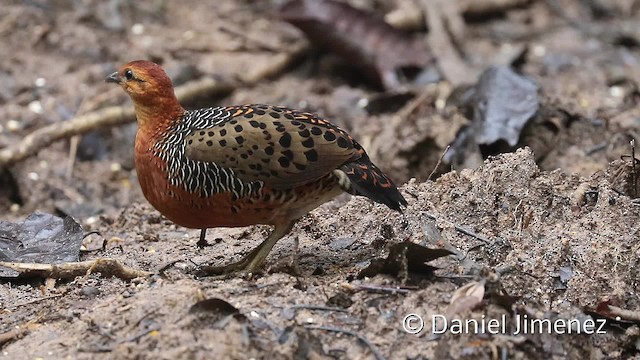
(124, 69, 134, 80)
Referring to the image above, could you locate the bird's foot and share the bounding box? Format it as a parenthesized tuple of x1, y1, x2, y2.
(196, 229, 212, 248)
(195, 256, 264, 279)
(195, 242, 271, 278)
(196, 238, 212, 248)
(195, 222, 295, 278)
(266, 236, 301, 277)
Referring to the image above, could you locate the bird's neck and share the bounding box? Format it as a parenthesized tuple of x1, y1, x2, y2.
(133, 95, 186, 138)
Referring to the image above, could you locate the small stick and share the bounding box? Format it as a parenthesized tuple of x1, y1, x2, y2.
(424, 213, 491, 244)
(348, 283, 414, 294)
(428, 145, 450, 181)
(66, 135, 80, 179)
(632, 139, 637, 198)
(66, 95, 92, 179)
(603, 303, 640, 322)
(305, 325, 386, 360)
(287, 305, 348, 313)
(11, 293, 65, 309)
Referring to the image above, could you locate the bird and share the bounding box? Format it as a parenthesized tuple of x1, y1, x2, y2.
(106, 60, 407, 275)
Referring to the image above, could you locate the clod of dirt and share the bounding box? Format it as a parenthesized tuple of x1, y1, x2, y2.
(0, 212, 83, 277)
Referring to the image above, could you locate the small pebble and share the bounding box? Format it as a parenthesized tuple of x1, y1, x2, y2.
(110, 162, 122, 172)
(81, 286, 100, 298)
(131, 23, 145, 35)
(532, 44, 546, 57)
(182, 30, 195, 40)
(7, 120, 20, 131)
(28, 100, 44, 114)
(35, 77, 47, 87)
(609, 86, 623, 98)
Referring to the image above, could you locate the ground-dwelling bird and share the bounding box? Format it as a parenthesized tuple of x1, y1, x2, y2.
(106, 60, 407, 275)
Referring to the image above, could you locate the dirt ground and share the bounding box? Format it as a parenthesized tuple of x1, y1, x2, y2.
(3, 0, 640, 359)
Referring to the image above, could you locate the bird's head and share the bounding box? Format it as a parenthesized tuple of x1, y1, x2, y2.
(106, 60, 175, 101)
(106, 60, 184, 128)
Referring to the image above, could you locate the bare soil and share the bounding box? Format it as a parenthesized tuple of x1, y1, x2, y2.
(3, 1, 640, 359)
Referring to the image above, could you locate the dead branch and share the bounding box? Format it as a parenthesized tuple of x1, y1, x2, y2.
(0, 258, 152, 280)
(421, 0, 479, 86)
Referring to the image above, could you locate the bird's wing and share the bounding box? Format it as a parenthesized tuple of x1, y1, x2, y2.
(184, 105, 360, 189)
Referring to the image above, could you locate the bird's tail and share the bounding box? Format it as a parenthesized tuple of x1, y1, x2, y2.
(337, 154, 407, 211)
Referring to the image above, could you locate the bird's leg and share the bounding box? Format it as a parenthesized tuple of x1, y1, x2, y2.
(197, 221, 295, 276)
(196, 228, 209, 248)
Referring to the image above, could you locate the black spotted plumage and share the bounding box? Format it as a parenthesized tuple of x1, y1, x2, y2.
(179, 104, 407, 211)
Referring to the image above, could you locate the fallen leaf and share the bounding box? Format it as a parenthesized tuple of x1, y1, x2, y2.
(357, 242, 452, 279)
(445, 280, 486, 317)
(445, 66, 539, 167)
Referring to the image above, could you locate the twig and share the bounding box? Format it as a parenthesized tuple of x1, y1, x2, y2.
(0, 106, 133, 168)
(346, 283, 414, 294)
(602, 304, 640, 322)
(584, 142, 607, 156)
(632, 139, 637, 198)
(11, 293, 65, 309)
(279, 304, 349, 320)
(0, 327, 29, 346)
(156, 259, 185, 275)
(0, 258, 152, 280)
(428, 145, 450, 181)
(424, 213, 491, 244)
(66, 135, 80, 179)
(66, 94, 93, 179)
(305, 325, 386, 360)
(288, 305, 349, 313)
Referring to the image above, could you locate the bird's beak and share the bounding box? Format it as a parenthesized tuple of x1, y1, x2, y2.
(105, 71, 121, 84)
